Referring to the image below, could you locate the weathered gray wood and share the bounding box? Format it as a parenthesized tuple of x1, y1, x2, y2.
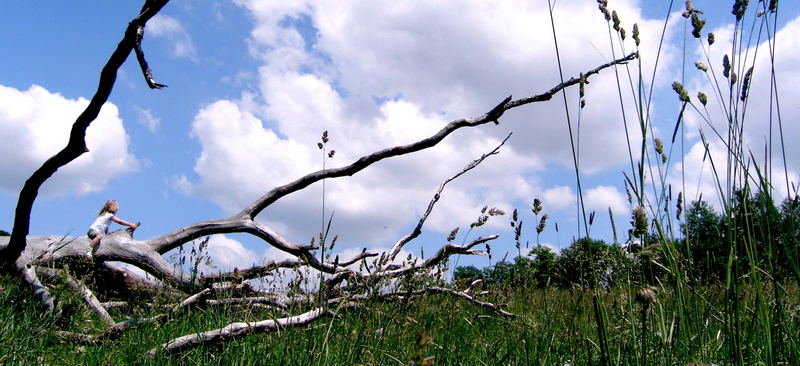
(64, 272, 116, 327)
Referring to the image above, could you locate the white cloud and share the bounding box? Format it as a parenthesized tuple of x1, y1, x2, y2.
(178, 1, 687, 250)
(584, 185, 629, 215)
(148, 14, 197, 60)
(134, 107, 160, 132)
(520, 241, 561, 257)
(543, 185, 576, 211)
(0, 84, 138, 197)
(205, 235, 260, 272)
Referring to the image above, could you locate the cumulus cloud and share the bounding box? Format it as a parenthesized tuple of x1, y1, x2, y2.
(134, 107, 161, 132)
(205, 235, 260, 272)
(0, 84, 138, 197)
(231, 0, 678, 167)
(543, 185, 576, 212)
(584, 185, 629, 215)
(148, 14, 197, 60)
(177, 0, 687, 251)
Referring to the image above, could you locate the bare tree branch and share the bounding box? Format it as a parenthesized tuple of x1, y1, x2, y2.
(171, 288, 211, 313)
(19, 265, 56, 313)
(237, 52, 636, 220)
(385, 133, 512, 265)
(147, 305, 348, 355)
(63, 271, 116, 327)
(423, 287, 516, 318)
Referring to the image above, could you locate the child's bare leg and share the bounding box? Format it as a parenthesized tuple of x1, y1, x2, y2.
(90, 235, 102, 250)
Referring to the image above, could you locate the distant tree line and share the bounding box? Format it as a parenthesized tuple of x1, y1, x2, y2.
(454, 190, 800, 288)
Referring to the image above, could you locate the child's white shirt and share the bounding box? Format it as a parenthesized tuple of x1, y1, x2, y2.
(89, 212, 115, 234)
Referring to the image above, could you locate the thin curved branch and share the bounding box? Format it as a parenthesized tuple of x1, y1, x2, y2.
(423, 287, 516, 318)
(384, 133, 512, 265)
(63, 272, 116, 327)
(326, 235, 498, 289)
(378, 287, 515, 318)
(171, 288, 211, 313)
(147, 306, 349, 355)
(199, 248, 378, 286)
(204, 297, 289, 310)
(237, 52, 636, 220)
(134, 24, 167, 89)
(378, 235, 497, 279)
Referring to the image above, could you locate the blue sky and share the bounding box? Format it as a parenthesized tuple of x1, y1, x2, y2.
(2, 1, 799, 273)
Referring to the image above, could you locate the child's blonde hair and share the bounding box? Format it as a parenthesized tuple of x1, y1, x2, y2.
(98, 200, 119, 215)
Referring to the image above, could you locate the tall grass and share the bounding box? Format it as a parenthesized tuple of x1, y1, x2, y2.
(4, 272, 798, 365)
(555, 0, 800, 365)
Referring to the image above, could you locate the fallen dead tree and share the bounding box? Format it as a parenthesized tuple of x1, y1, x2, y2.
(0, 0, 637, 357)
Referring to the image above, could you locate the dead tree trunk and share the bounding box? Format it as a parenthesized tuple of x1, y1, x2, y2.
(0, 0, 170, 278)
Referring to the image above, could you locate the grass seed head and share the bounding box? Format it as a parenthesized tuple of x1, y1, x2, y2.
(697, 91, 708, 106)
(672, 81, 690, 102)
(532, 198, 543, 215)
(633, 23, 641, 46)
(447, 228, 458, 242)
(598, 4, 611, 21)
(694, 61, 708, 72)
(612, 10, 621, 31)
(488, 208, 505, 216)
(732, 0, 749, 21)
(636, 286, 658, 306)
(683, 0, 695, 18)
(631, 206, 648, 238)
(537, 214, 549, 234)
(625, 183, 633, 203)
(691, 13, 706, 38)
(740, 66, 754, 101)
(722, 54, 731, 78)
(708, 32, 715, 46)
